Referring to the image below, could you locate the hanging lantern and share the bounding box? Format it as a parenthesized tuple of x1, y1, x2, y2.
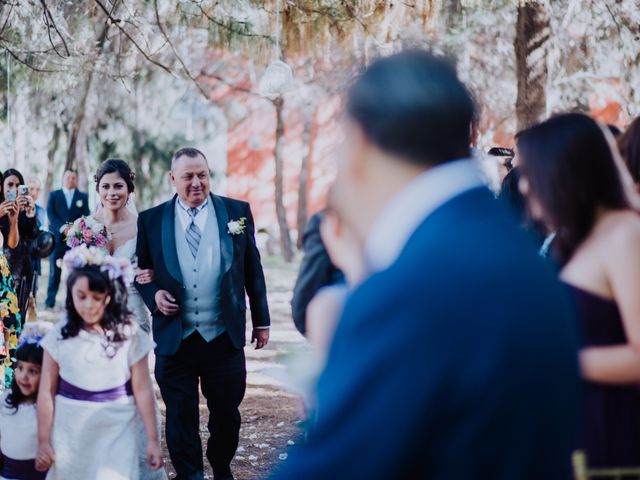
(259, 0, 294, 100)
(259, 60, 294, 100)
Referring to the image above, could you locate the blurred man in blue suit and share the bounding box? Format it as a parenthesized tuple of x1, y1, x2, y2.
(270, 51, 581, 480)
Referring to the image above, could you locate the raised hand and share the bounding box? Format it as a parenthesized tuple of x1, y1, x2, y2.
(16, 195, 35, 218)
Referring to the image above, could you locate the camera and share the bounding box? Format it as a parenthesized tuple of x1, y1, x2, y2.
(5, 189, 16, 202)
(18, 185, 29, 196)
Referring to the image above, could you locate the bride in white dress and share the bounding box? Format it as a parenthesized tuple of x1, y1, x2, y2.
(92, 159, 168, 480)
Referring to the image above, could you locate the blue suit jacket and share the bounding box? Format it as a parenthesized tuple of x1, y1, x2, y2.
(46, 189, 90, 254)
(272, 187, 580, 480)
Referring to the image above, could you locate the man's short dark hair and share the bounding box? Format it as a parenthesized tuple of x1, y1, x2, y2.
(346, 50, 475, 166)
(172, 147, 207, 167)
(64, 168, 77, 175)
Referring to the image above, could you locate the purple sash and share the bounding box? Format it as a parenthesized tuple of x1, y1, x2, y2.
(1, 455, 47, 480)
(57, 377, 133, 402)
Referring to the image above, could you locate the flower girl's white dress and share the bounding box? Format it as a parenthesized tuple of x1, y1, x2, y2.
(0, 392, 46, 480)
(40, 321, 153, 480)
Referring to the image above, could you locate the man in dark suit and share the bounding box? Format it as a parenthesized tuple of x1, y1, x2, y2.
(291, 211, 343, 335)
(271, 51, 580, 479)
(135, 147, 270, 480)
(45, 169, 90, 308)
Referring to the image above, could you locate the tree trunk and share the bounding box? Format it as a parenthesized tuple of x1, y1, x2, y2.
(44, 122, 61, 201)
(514, 0, 550, 131)
(64, 11, 115, 178)
(296, 107, 314, 249)
(273, 97, 294, 262)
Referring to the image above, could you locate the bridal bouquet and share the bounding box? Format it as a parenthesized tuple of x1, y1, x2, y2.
(65, 216, 110, 249)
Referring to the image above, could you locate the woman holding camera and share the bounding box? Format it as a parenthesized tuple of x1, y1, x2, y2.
(0, 171, 23, 386)
(0, 168, 39, 321)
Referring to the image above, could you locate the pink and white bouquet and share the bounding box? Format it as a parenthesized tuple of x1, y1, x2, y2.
(65, 216, 110, 249)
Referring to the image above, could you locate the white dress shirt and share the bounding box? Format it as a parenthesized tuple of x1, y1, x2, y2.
(62, 188, 76, 210)
(364, 158, 485, 273)
(176, 197, 209, 232)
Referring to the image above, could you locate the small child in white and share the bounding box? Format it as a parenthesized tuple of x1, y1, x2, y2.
(0, 322, 51, 480)
(36, 246, 163, 479)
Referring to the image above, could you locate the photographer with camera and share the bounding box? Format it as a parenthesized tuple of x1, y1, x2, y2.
(0, 168, 39, 321)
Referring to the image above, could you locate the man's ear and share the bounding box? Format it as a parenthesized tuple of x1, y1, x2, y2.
(350, 123, 370, 180)
(168, 171, 175, 186)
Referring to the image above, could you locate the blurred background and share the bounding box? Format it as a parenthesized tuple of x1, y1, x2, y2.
(0, 0, 639, 262)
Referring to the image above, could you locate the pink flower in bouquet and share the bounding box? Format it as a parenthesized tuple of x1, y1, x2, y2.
(95, 234, 108, 248)
(82, 229, 94, 243)
(79, 219, 86, 229)
(68, 236, 81, 248)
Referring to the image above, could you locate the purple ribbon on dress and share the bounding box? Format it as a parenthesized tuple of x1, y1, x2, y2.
(57, 377, 133, 402)
(1, 454, 47, 480)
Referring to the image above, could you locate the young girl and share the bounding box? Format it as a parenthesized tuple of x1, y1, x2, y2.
(0, 322, 51, 480)
(35, 246, 163, 479)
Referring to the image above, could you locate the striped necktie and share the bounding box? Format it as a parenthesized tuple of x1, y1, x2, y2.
(186, 208, 202, 258)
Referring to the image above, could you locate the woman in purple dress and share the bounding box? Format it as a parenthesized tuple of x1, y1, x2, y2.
(517, 113, 640, 469)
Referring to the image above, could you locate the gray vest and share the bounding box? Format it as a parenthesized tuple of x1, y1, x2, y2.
(175, 202, 225, 341)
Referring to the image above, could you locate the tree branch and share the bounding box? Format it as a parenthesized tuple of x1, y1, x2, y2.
(39, 0, 70, 58)
(152, 0, 209, 100)
(2, 47, 64, 73)
(94, 0, 175, 76)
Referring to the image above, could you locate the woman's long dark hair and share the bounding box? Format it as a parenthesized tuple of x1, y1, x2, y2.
(3, 168, 25, 189)
(5, 343, 44, 412)
(63, 266, 132, 356)
(517, 113, 631, 263)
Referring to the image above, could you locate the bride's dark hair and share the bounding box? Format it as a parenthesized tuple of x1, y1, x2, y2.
(63, 265, 132, 356)
(94, 159, 136, 193)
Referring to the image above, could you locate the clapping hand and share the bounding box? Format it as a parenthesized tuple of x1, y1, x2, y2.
(35, 442, 55, 471)
(146, 440, 163, 470)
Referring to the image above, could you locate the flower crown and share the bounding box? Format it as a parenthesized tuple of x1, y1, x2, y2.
(62, 245, 136, 287)
(17, 321, 53, 349)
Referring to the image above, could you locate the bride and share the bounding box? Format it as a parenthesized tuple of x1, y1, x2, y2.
(92, 158, 168, 480)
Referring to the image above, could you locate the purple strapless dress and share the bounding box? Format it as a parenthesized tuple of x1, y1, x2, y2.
(568, 284, 640, 469)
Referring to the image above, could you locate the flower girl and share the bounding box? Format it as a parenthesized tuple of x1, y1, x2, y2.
(35, 246, 163, 479)
(0, 322, 51, 480)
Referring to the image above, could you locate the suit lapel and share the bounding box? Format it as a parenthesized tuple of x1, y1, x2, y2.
(212, 194, 233, 274)
(162, 195, 184, 285)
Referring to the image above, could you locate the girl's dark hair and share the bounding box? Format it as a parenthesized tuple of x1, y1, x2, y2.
(63, 265, 132, 355)
(0, 171, 4, 201)
(517, 113, 631, 263)
(3, 168, 25, 191)
(5, 343, 44, 412)
(94, 159, 135, 193)
(618, 117, 640, 185)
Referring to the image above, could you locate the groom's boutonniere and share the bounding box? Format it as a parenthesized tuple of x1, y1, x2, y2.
(75, 199, 84, 208)
(227, 217, 247, 235)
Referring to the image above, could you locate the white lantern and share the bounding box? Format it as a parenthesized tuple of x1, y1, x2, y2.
(259, 60, 294, 100)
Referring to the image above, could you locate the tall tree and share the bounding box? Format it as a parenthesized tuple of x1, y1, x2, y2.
(515, 0, 550, 130)
(273, 96, 294, 262)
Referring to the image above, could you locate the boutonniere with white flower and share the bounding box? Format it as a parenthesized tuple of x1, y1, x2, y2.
(76, 199, 84, 208)
(227, 217, 247, 235)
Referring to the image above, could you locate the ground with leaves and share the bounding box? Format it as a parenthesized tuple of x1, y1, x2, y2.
(38, 256, 308, 480)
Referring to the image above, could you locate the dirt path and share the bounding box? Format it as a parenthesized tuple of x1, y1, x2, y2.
(37, 256, 309, 480)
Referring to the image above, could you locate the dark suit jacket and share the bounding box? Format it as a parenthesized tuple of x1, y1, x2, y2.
(46, 189, 90, 254)
(291, 211, 344, 335)
(135, 194, 270, 356)
(273, 188, 580, 480)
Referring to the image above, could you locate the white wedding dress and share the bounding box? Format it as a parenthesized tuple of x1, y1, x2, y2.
(111, 235, 168, 480)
